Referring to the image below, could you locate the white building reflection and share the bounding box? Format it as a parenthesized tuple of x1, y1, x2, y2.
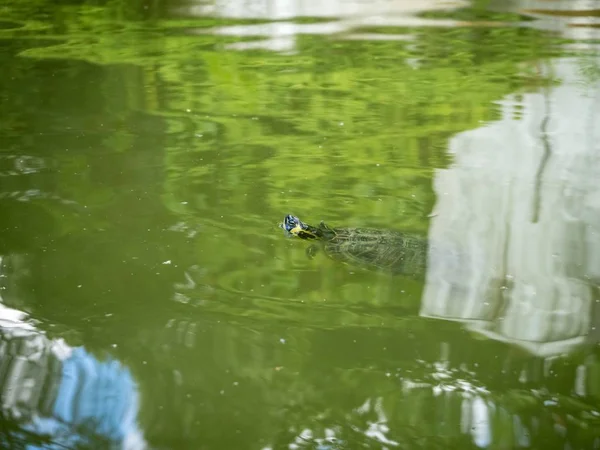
(179, 0, 600, 52)
(421, 54, 600, 356)
(178, 0, 468, 52)
(181, 0, 465, 20)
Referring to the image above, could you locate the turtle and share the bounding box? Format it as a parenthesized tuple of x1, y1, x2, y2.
(280, 214, 428, 277)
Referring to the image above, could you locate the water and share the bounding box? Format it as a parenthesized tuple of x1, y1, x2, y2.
(1, 0, 600, 448)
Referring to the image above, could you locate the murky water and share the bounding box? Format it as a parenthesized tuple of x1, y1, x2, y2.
(1, 0, 600, 448)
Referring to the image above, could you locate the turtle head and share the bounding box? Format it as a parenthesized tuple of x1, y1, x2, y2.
(280, 214, 320, 240)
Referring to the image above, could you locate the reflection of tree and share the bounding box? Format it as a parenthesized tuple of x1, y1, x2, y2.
(3, 0, 555, 234)
(2, 0, 562, 317)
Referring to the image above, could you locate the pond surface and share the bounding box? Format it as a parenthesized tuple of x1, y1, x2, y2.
(1, 0, 600, 448)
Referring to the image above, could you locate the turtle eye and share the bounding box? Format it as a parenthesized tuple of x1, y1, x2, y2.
(283, 215, 295, 231)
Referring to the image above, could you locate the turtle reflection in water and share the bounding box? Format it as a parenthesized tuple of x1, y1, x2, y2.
(280, 214, 428, 277)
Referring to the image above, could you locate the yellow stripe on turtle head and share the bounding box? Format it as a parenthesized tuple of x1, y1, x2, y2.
(290, 225, 304, 235)
(291, 225, 318, 239)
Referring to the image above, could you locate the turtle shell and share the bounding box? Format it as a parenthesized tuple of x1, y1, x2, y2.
(317, 224, 428, 276)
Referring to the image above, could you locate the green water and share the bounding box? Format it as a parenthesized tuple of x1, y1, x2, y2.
(1, 0, 600, 448)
